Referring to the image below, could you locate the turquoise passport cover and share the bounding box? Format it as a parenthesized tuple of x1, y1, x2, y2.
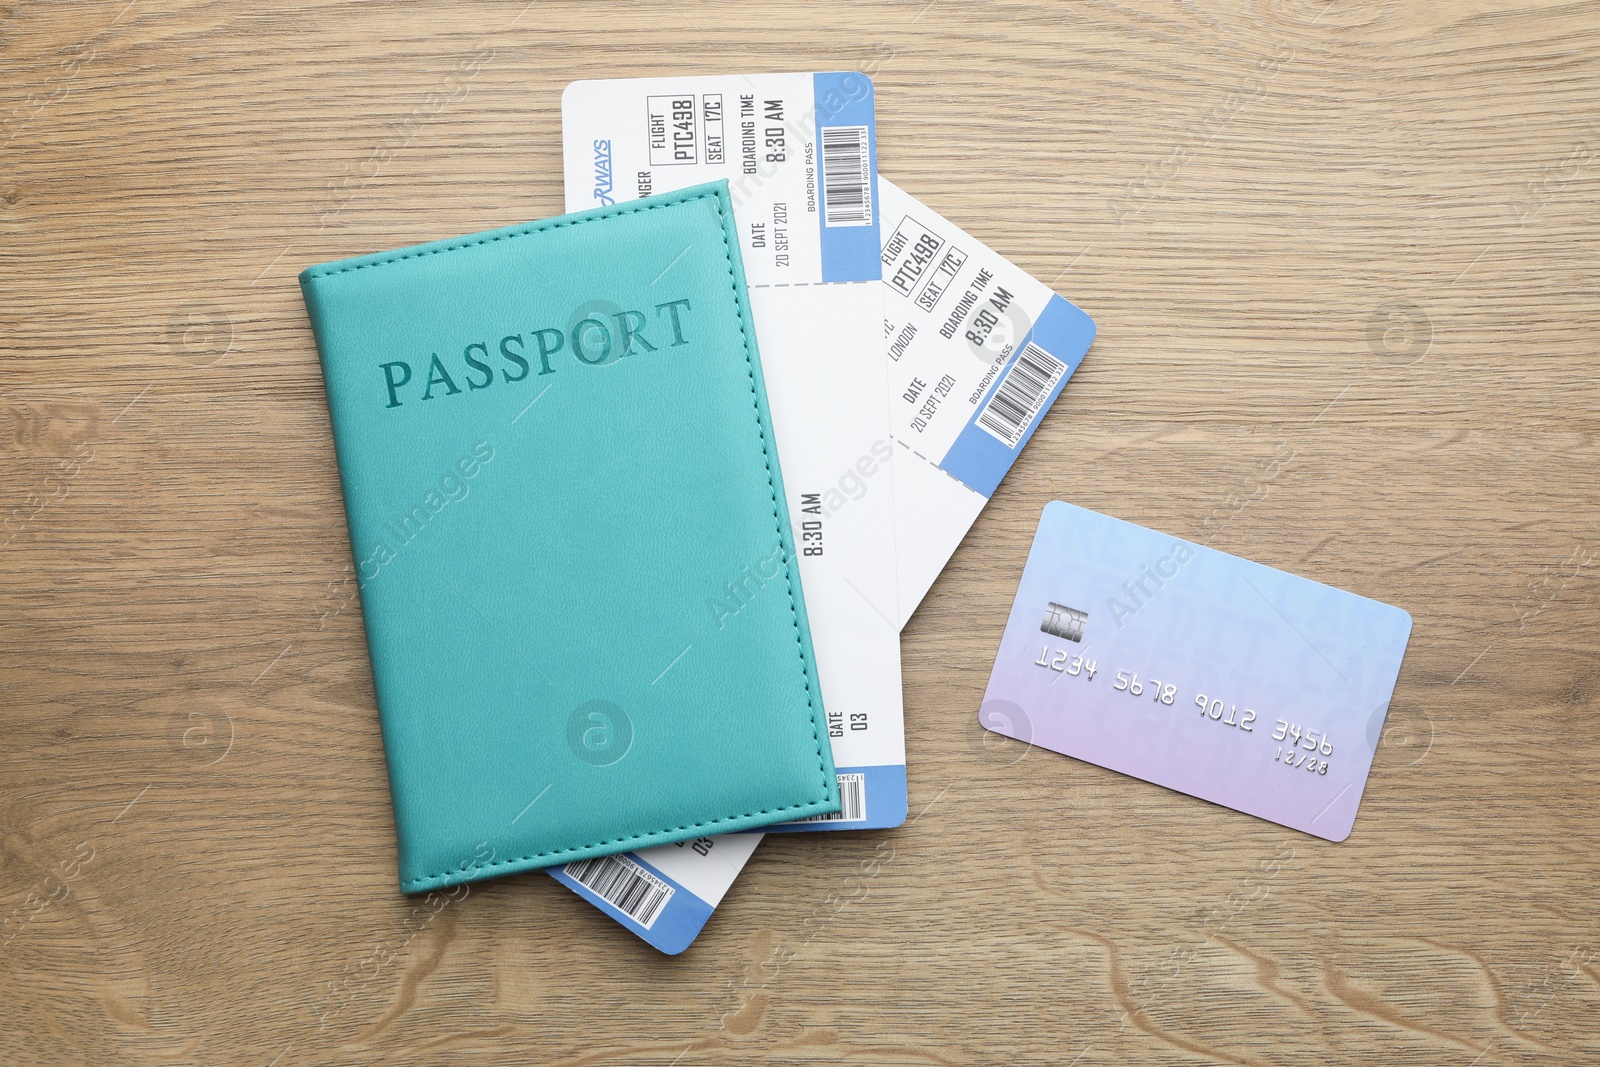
(299, 182, 840, 893)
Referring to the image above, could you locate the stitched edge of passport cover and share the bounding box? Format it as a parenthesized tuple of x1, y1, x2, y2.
(299, 182, 840, 892)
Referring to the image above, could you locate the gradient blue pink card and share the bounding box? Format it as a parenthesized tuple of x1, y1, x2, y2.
(981, 501, 1412, 841)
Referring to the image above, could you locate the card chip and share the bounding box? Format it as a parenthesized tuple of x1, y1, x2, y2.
(1041, 602, 1087, 642)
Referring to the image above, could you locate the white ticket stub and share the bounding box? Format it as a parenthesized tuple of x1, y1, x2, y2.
(879, 176, 1097, 624)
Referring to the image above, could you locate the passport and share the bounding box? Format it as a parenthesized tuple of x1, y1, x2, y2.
(299, 181, 840, 894)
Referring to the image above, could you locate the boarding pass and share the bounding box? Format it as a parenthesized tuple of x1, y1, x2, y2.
(556, 72, 904, 950)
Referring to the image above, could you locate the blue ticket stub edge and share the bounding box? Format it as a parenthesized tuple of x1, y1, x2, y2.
(941, 293, 1096, 497)
(764, 763, 908, 833)
(813, 72, 881, 284)
(549, 853, 712, 956)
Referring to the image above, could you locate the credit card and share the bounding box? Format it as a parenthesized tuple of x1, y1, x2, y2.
(982, 501, 1412, 841)
(879, 178, 1095, 625)
(559, 72, 904, 951)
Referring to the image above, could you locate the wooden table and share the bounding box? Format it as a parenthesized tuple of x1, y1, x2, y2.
(4, 2, 1597, 1063)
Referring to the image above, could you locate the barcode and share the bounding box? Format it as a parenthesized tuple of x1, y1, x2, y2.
(794, 772, 867, 823)
(561, 853, 675, 929)
(976, 342, 1067, 448)
(820, 125, 872, 227)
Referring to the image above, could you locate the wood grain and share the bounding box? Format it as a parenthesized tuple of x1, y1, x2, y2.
(3, 1, 1598, 1063)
